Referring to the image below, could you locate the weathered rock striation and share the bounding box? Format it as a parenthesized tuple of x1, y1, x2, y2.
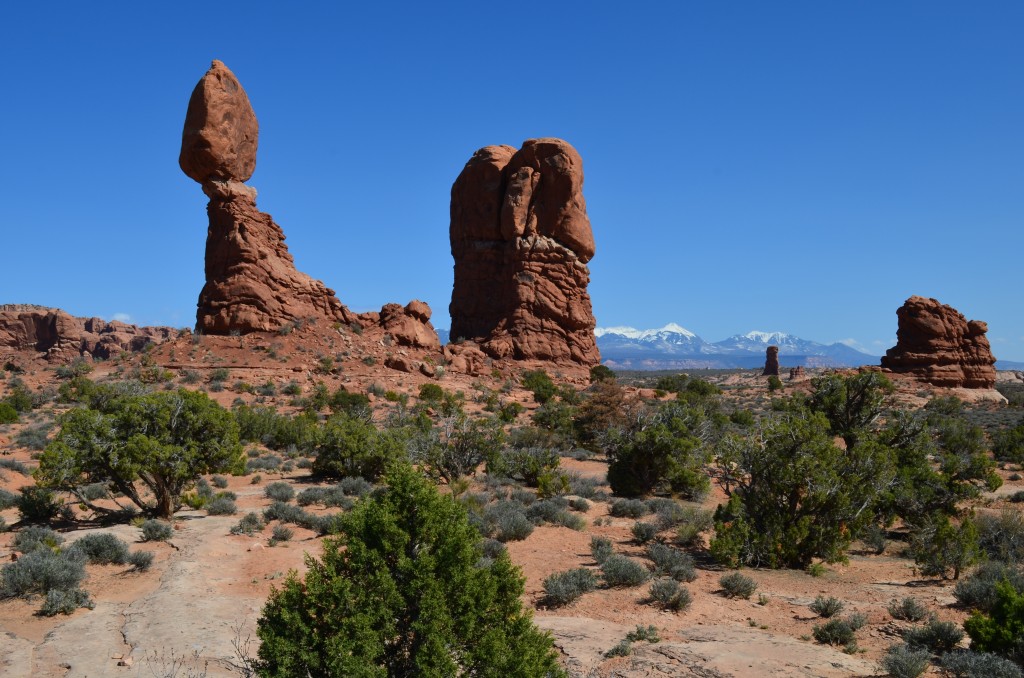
(880, 296, 996, 388)
(762, 346, 780, 376)
(0, 305, 173, 360)
(449, 139, 599, 365)
(180, 60, 358, 334)
(788, 366, 805, 381)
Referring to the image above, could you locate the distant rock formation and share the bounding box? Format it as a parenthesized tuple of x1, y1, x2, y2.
(788, 366, 805, 380)
(378, 301, 441, 349)
(0, 305, 173, 360)
(762, 346, 780, 376)
(180, 60, 357, 334)
(449, 139, 599, 365)
(880, 295, 996, 388)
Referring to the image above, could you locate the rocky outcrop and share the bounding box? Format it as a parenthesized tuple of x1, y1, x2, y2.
(880, 296, 996, 388)
(788, 366, 805, 380)
(762, 346, 780, 376)
(0, 305, 173, 360)
(181, 60, 357, 335)
(449, 139, 599, 365)
(379, 301, 440, 349)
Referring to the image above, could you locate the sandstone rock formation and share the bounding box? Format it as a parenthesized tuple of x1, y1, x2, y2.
(449, 139, 599, 365)
(379, 301, 440, 349)
(789, 366, 805, 380)
(762, 346, 780, 376)
(0, 305, 173, 360)
(880, 296, 996, 388)
(180, 60, 357, 334)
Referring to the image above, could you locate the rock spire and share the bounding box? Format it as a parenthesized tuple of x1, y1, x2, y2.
(449, 138, 599, 365)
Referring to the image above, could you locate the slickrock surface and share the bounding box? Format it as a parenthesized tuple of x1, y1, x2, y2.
(0, 305, 172, 360)
(449, 139, 599, 366)
(880, 295, 996, 388)
(181, 61, 359, 335)
(762, 345, 780, 376)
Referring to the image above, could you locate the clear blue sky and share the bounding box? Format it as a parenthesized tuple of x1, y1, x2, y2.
(2, 2, 1022, 360)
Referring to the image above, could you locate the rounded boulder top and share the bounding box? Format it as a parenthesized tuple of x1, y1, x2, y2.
(179, 60, 259, 185)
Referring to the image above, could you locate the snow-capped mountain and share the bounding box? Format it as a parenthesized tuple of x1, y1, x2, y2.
(594, 324, 878, 369)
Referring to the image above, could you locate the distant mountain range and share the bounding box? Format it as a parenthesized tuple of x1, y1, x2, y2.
(435, 325, 1023, 371)
(592, 324, 876, 370)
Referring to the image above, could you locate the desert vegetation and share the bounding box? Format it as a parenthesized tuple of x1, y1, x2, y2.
(1, 351, 1023, 676)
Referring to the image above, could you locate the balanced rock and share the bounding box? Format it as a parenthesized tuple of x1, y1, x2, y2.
(0, 305, 173, 360)
(880, 296, 996, 388)
(180, 60, 258, 184)
(762, 345, 780, 376)
(180, 61, 357, 334)
(449, 138, 599, 365)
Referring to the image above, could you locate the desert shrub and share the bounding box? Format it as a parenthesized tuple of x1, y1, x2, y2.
(271, 524, 294, 542)
(0, 489, 16, 511)
(567, 472, 603, 499)
(590, 536, 614, 564)
(0, 458, 29, 475)
(631, 521, 660, 545)
(609, 498, 651, 519)
(719, 572, 757, 599)
(543, 568, 597, 607)
(911, 515, 982, 580)
(39, 587, 94, 616)
(672, 506, 714, 546)
(481, 501, 534, 543)
(649, 578, 692, 611)
(0, 402, 18, 424)
(813, 618, 857, 646)
(589, 365, 615, 383)
(36, 389, 244, 518)
(312, 415, 405, 482)
(860, 523, 889, 554)
(712, 407, 894, 569)
(568, 497, 590, 512)
(605, 401, 711, 499)
(604, 640, 632, 658)
(78, 482, 108, 501)
(880, 643, 930, 678)
(488, 446, 561, 488)
(413, 413, 505, 485)
(231, 512, 265, 536)
(525, 499, 584, 530)
(264, 481, 295, 503)
(810, 595, 845, 618)
(128, 550, 154, 571)
(888, 597, 928, 622)
(625, 624, 661, 643)
(206, 497, 237, 515)
(1010, 491, 1024, 503)
(954, 562, 1024, 612)
(140, 520, 174, 542)
(14, 424, 51, 450)
(903, 618, 965, 654)
(963, 580, 1024, 663)
(601, 555, 650, 587)
(418, 383, 444, 403)
(255, 465, 564, 676)
(70, 532, 130, 564)
(521, 370, 557, 404)
(17, 486, 62, 523)
(328, 387, 370, 418)
(0, 546, 86, 598)
(646, 543, 696, 582)
(940, 649, 1023, 678)
(246, 454, 283, 472)
(13, 526, 64, 553)
(338, 476, 372, 497)
(993, 423, 1024, 463)
(976, 509, 1024, 564)
(296, 486, 354, 510)
(211, 475, 229, 489)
